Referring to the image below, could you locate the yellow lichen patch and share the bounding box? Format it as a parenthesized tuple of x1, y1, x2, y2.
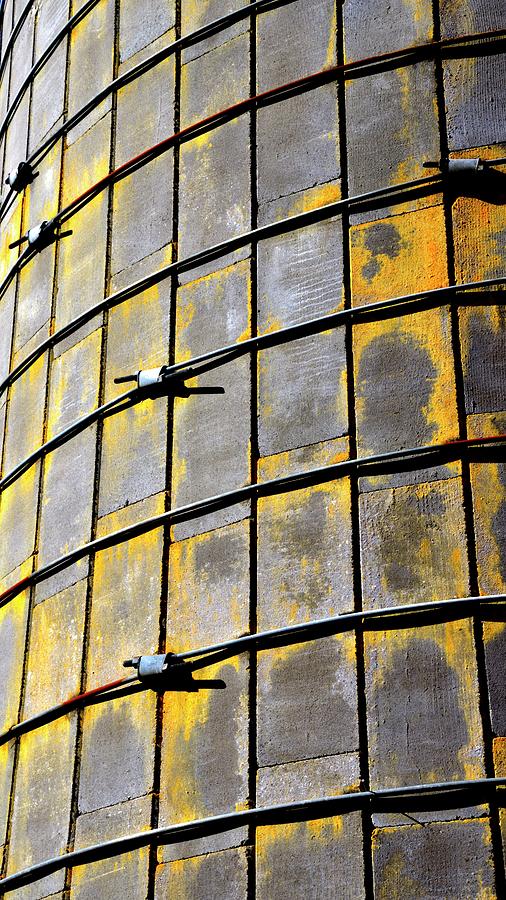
(493, 737, 506, 776)
(468, 414, 506, 595)
(0, 741, 14, 842)
(56, 193, 108, 330)
(7, 716, 76, 877)
(24, 581, 86, 718)
(258, 479, 351, 622)
(160, 654, 246, 826)
(105, 280, 171, 401)
(350, 206, 448, 306)
(353, 307, 459, 452)
(258, 437, 350, 482)
(3, 351, 46, 470)
(0, 467, 39, 579)
(168, 523, 249, 652)
(373, 843, 423, 900)
(0, 201, 22, 283)
(23, 142, 61, 226)
(47, 329, 102, 438)
(365, 620, 485, 782)
(62, 116, 112, 208)
(0, 590, 29, 733)
(175, 259, 252, 359)
(89, 495, 165, 686)
(452, 145, 506, 284)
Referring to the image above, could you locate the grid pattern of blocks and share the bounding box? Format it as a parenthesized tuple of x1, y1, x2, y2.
(0, 0, 505, 897)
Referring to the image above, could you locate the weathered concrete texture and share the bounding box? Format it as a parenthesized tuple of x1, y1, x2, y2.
(0, 468, 40, 579)
(56, 112, 111, 340)
(468, 410, 506, 592)
(3, 96, 29, 190)
(255, 0, 337, 199)
(257, 86, 339, 205)
(181, 0, 248, 64)
(159, 657, 249, 861)
(78, 691, 156, 815)
(111, 156, 174, 277)
(0, 586, 29, 732)
(38, 498, 86, 600)
(257, 187, 347, 455)
(468, 414, 506, 736)
(440, 0, 506, 36)
(167, 520, 250, 650)
(67, 0, 114, 143)
(257, 0, 336, 89)
(3, 352, 46, 471)
(88, 495, 164, 688)
(8, 6, 34, 98)
(257, 185, 344, 326)
(15, 248, 55, 359)
(365, 621, 485, 822)
(37, 330, 101, 600)
(257, 752, 360, 806)
(443, 51, 506, 151)
(257, 636, 359, 767)
(119, 0, 176, 64)
(257, 467, 352, 628)
(343, 0, 433, 59)
(181, 31, 249, 127)
(29, 44, 66, 153)
(0, 743, 15, 850)
(460, 306, 506, 414)
(70, 795, 151, 899)
(172, 261, 251, 540)
(0, 199, 22, 285)
(34, 0, 68, 58)
(116, 58, 175, 164)
(0, 284, 15, 386)
(359, 478, 469, 609)
(372, 818, 496, 899)
(25, 580, 86, 717)
(155, 848, 248, 900)
(256, 815, 366, 900)
(346, 62, 440, 216)
(258, 330, 347, 457)
(99, 256, 172, 518)
(6, 717, 77, 900)
(178, 120, 251, 282)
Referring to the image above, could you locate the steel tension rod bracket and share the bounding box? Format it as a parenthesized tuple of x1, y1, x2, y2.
(123, 653, 206, 692)
(9, 218, 72, 253)
(114, 366, 225, 399)
(5, 161, 37, 193)
(423, 157, 484, 175)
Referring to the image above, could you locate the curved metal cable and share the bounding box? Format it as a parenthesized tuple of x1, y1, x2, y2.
(0, 433, 504, 610)
(1, 593, 504, 746)
(0, 778, 504, 892)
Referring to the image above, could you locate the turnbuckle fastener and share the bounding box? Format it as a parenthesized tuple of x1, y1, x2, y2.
(123, 653, 197, 691)
(9, 218, 72, 253)
(423, 157, 484, 175)
(114, 366, 225, 398)
(5, 161, 36, 193)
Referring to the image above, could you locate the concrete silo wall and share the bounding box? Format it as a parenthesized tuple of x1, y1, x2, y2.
(0, 0, 505, 896)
